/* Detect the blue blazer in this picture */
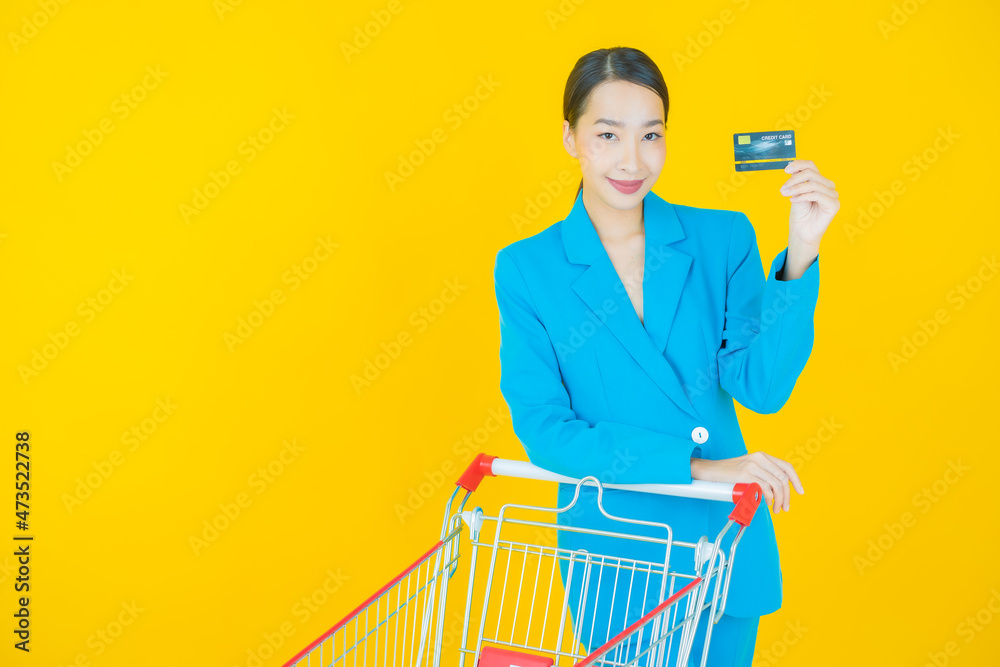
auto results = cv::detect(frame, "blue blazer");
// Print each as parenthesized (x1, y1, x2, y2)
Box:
(493, 188, 820, 620)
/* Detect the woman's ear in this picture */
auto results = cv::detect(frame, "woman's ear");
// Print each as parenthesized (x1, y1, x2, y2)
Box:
(562, 120, 578, 159)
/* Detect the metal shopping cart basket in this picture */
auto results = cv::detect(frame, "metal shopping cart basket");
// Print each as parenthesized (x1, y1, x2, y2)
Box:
(282, 454, 763, 667)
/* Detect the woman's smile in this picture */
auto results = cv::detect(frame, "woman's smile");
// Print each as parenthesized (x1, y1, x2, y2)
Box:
(607, 177, 644, 194)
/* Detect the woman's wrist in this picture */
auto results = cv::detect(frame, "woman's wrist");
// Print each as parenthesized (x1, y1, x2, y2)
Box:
(781, 238, 820, 281)
(690, 457, 705, 481)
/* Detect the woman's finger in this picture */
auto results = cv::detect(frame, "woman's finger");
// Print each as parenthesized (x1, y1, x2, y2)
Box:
(768, 455, 805, 497)
(784, 159, 818, 176)
(789, 191, 841, 210)
(748, 457, 787, 515)
(783, 180, 838, 199)
(762, 455, 803, 511)
(748, 467, 776, 508)
(781, 168, 835, 191)
(755, 471, 784, 515)
(756, 454, 794, 513)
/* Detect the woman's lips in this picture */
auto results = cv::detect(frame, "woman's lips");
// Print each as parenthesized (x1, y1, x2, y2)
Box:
(607, 177, 644, 194)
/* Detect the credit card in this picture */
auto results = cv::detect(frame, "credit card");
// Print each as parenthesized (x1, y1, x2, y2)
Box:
(733, 131, 795, 171)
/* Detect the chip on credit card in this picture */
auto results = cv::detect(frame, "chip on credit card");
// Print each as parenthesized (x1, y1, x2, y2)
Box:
(733, 131, 795, 171)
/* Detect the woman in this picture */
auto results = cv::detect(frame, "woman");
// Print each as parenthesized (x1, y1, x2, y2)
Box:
(492, 47, 839, 665)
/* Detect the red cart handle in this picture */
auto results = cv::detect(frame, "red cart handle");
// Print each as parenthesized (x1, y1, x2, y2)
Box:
(729, 482, 763, 527)
(456, 453, 497, 492)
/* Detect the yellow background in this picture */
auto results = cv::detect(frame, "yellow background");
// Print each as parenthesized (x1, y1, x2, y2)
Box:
(2, 0, 998, 665)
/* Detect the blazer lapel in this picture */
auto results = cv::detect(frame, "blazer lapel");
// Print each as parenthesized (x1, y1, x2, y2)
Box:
(562, 189, 700, 420)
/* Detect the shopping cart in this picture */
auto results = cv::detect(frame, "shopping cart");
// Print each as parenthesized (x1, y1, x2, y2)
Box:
(281, 453, 762, 667)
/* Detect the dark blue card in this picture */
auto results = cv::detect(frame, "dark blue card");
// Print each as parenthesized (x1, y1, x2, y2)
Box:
(733, 131, 796, 171)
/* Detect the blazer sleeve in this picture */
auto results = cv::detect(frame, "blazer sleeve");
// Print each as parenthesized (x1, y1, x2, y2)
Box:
(495, 248, 702, 485)
(717, 212, 820, 414)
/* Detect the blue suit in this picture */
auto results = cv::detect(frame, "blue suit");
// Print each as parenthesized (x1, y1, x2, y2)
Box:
(492, 188, 820, 632)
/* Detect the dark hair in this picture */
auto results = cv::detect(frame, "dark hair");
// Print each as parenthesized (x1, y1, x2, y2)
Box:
(563, 47, 670, 198)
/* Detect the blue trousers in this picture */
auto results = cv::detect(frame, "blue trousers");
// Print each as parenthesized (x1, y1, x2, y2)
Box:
(673, 611, 759, 667)
(556, 485, 762, 666)
(583, 610, 759, 667)
(556, 523, 760, 665)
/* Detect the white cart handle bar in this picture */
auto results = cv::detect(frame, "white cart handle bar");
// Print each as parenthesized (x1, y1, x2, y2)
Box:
(455, 454, 763, 527)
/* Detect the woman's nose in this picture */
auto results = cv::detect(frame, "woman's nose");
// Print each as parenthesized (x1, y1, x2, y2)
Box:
(617, 140, 640, 173)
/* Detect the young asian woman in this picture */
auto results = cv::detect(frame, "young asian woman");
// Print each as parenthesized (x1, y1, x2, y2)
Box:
(492, 47, 840, 666)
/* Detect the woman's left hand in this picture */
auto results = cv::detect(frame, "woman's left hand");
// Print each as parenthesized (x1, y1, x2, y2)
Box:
(780, 159, 840, 248)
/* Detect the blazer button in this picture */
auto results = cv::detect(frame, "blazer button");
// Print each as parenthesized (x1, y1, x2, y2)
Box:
(691, 427, 709, 444)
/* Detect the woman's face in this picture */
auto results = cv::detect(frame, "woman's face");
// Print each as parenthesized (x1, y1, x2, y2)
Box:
(563, 79, 666, 210)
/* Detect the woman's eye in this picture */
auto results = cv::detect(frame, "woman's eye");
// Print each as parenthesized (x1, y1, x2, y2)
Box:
(598, 132, 660, 140)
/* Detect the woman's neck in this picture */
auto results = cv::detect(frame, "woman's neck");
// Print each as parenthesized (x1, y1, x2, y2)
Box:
(582, 187, 645, 244)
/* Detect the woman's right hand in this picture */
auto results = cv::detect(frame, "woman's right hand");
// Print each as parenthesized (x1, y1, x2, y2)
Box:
(691, 452, 804, 515)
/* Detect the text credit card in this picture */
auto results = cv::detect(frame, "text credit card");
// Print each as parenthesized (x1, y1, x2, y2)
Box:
(733, 131, 796, 171)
